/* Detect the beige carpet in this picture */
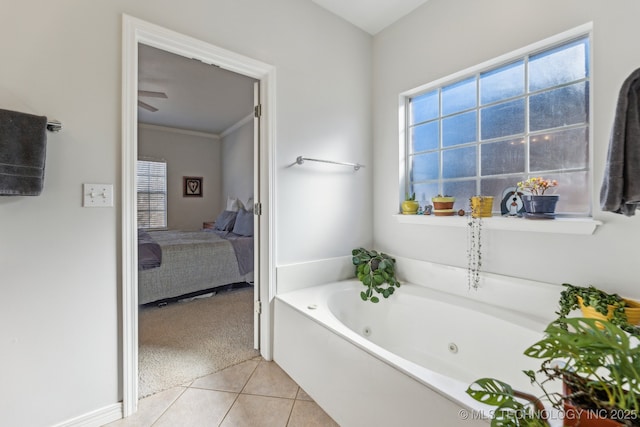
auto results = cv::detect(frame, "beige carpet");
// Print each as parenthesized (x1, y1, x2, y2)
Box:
(138, 287, 259, 398)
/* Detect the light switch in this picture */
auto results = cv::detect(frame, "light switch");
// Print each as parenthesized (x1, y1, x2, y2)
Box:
(83, 183, 113, 207)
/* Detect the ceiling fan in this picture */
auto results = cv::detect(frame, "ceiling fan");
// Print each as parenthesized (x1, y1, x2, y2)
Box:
(138, 90, 168, 112)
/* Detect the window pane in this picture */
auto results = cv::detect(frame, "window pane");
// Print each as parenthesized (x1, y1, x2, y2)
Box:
(530, 127, 588, 172)
(442, 77, 476, 115)
(442, 111, 476, 147)
(411, 121, 439, 153)
(480, 99, 525, 140)
(480, 60, 524, 104)
(411, 152, 439, 181)
(481, 139, 525, 176)
(529, 82, 588, 132)
(411, 90, 439, 124)
(529, 38, 588, 92)
(481, 176, 526, 214)
(411, 182, 439, 205)
(442, 180, 476, 208)
(443, 146, 476, 179)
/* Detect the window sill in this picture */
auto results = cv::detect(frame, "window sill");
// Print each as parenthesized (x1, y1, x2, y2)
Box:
(393, 214, 602, 235)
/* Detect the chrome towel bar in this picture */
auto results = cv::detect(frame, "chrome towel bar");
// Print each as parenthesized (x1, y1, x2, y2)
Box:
(295, 156, 364, 171)
(46, 120, 62, 132)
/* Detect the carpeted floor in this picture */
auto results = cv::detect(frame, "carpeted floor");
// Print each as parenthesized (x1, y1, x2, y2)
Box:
(138, 286, 259, 398)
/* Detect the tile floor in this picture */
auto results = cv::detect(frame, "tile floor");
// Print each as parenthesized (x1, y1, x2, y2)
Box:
(105, 358, 339, 427)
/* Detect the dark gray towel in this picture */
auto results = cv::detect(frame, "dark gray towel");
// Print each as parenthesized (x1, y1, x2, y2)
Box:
(0, 108, 48, 196)
(600, 68, 640, 215)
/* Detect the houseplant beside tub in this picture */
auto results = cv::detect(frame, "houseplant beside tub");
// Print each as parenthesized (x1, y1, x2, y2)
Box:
(466, 317, 640, 427)
(517, 177, 559, 219)
(557, 283, 640, 335)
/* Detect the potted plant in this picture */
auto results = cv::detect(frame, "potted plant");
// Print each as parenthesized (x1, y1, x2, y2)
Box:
(557, 283, 640, 335)
(470, 195, 494, 218)
(432, 194, 456, 216)
(401, 192, 420, 214)
(351, 248, 401, 303)
(467, 317, 640, 427)
(517, 177, 559, 219)
(466, 196, 493, 290)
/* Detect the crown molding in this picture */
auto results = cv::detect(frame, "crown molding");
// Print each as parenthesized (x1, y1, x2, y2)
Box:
(138, 122, 220, 140)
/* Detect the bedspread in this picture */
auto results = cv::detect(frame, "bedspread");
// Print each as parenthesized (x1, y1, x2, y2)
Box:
(138, 230, 253, 304)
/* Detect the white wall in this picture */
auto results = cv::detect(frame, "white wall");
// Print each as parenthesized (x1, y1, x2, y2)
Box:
(0, 1, 372, 425)
(221, 119, 253, 209)
(138, 125, 222, 229)
(372, 0, 640, 299)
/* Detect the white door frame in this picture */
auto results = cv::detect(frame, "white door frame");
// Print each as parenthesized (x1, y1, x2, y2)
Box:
(121, 14, 276, 416)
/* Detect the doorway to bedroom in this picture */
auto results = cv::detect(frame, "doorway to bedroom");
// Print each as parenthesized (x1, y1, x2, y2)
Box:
(122, 14, 275, 417)
(136, 43, 260, 399)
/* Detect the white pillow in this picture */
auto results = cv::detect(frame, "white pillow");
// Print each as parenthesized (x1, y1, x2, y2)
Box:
(226, 196, 242, 212)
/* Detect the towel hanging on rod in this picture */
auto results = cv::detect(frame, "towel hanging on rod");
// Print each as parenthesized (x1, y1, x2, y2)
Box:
(295, 156, 364, 171)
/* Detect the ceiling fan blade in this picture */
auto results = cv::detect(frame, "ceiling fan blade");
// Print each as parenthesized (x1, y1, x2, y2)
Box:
(138, 90, 168, 99)
(138, 100, 158, 112)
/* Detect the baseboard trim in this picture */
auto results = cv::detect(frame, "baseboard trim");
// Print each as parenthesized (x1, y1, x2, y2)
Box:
(52, 403, 122, 427)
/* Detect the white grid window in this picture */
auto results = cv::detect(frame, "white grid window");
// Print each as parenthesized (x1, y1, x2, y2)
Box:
(137, 160, 167, 229)
(405, 34, 590, 216)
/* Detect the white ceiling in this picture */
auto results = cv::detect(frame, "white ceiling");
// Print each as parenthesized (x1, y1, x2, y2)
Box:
(137, 1, 427, 134)
(311, 0, 429, 35)
(138, 44, 256, 136)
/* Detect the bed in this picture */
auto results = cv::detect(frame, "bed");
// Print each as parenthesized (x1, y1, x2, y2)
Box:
(137, 228, 254, 305)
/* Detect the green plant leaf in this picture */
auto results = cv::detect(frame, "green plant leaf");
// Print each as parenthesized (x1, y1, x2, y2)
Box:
(466, 378, 515, 406)
(360, 291, 367, 301)
(351, 247, 401, 304)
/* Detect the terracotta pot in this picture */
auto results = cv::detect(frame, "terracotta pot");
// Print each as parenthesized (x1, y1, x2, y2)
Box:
(562, 381, 624, 427)
(432, 197, 455, 216)
(562, 402, 623, 426)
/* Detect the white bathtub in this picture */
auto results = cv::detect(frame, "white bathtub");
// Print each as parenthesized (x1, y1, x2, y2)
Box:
(274, 277, 561, 426)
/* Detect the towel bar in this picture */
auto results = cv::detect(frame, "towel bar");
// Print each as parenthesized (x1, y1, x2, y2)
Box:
(295, 156, 364, 171)
(46, 120, 62, 132)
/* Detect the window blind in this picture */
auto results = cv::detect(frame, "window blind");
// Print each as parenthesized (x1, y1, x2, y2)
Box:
(137, 160, 167, 228)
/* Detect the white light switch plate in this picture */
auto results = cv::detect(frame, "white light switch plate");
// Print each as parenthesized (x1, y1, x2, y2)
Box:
(83, 183, 113, 207)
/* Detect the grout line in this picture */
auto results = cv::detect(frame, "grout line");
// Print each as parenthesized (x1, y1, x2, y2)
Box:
(285, 388, 300, 427)
(217, 359, 262, 426)
(149, 386, 190, 427)
(218, 392, 242, 426)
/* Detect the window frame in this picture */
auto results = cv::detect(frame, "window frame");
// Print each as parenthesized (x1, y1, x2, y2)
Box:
(399, 23, 594, 218)
(136, 158, 168, 229)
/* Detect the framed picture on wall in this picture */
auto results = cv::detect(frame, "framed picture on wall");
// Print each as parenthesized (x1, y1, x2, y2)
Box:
(183, 176, 203, 197)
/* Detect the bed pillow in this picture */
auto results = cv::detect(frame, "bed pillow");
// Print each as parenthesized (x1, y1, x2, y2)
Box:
(232, 208, 254, 236)
(213, 210, 238, 231)
(226, 196, 242, 212)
